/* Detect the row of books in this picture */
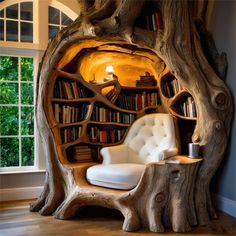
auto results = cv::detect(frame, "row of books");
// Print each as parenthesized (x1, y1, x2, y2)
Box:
(146, 11, 164, 31)
(105, 88, 117, 103)
(61, 126, 81, 143)
(164, 78, 183, 97)
(54, 104, 91, 124)
(73, 145, 93, 162)
(54, 79, 90, 99)
(180, 97, 197, 118)
(116, 92, 161, 111)
(89, 127, 125, 143)
(91, 106, 135, 124)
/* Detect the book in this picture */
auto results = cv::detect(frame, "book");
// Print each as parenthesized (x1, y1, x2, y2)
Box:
(136, 73, 157, 87)
(73, 146, 93, 162)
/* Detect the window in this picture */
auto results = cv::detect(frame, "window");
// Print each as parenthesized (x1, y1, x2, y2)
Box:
(0, 0, 78, 171)
(48, 6, 73, 39)
(0, 55, 34, 168)
(0, 2, 33, 42)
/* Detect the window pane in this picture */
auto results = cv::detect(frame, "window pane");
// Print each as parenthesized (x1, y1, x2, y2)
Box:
(6, 4, 18, 19)
(0, 106, 19, 135)
(0, 20, 4, 40)
(0, 56, 18, 81)
(6, 20, 18, 41)
(61, 12, 73, 25)
(0, 82, 18, 104)
(0, 137, 19, 167)
(21, 107, 34, 135)
(21, 58, 33, 81)
(0, 9, 4, 18)
(21, 83, 33, 105)
(20, 2, 33, 21)
(49, 6, 60, 24)
(48, 25, 59, 39)
(20, 22, 33, 42)
(21, 137, 34, 166)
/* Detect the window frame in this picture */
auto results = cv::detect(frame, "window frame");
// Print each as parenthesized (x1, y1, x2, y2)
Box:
(0, 0, 78, 173)
(0, 48, 44, 172)
(0, 1, 34, 42)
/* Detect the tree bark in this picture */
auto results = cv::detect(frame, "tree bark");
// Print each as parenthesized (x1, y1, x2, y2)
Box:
(31, 0, 233, 232)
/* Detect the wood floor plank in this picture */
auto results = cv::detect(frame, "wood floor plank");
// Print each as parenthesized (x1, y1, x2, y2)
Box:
(0, 200, 235, 236)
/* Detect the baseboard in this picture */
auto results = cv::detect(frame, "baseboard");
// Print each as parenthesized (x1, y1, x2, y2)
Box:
(0, 186, 43, 202)
(213, 193, 236, 218)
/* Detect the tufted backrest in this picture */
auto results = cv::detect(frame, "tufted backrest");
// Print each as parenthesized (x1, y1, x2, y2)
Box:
(124, 113, 177, 164)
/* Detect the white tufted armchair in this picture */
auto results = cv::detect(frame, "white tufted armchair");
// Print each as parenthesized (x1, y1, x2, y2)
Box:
(86, 113, 179, 190)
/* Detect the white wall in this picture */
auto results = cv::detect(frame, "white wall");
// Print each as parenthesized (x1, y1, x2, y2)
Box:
(57, 0, 81, 14)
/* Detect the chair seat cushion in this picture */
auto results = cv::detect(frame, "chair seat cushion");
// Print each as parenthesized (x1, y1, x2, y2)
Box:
(86, 164, 145, 190)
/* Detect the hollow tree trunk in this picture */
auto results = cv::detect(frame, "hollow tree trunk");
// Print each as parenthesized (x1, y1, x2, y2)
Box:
(31, 0, 233, 232)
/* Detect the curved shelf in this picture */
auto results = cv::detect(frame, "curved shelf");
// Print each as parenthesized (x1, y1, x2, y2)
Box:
(89, 121, 131, 127)
(169, 109, 197, 121)
(86, 140, 124, 146)
(160, 72, 184, 99)
(51, 98, 95, 103)
(169, 91, 197, 120)
(59, 121, 86, 128)
(60, 139, 87, 149)
(168, 89, 190, 105)
(121, 85, 159, 90)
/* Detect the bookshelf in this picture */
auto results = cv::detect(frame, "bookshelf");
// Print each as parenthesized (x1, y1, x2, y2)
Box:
(48, 68, 162, 164)
(135, 2, 164, 31)
(160, 72, 197, 153)
(47, 66, 198, 161)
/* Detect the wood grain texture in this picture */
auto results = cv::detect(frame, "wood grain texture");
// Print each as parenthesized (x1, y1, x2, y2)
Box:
(31, 0, 233, 233)
(2, 200, 236, 236)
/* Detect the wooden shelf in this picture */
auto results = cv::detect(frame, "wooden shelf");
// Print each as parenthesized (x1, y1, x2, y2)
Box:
(48, 69, 162, 163)
(51, 98, 94, 103)
(89, 121, 131, 127)
(157, 155, 202, 165)
(121, 85, 158, 90)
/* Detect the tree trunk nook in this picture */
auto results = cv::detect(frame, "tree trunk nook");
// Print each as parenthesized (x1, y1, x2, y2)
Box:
(30, 0, 233, 233)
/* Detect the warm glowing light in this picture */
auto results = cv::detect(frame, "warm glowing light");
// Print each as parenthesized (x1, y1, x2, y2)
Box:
(104, 65, 115, 82)
(105, 65, 115, 74)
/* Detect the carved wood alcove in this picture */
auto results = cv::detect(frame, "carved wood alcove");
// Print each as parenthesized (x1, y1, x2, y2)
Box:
(30, 0, 233, 233)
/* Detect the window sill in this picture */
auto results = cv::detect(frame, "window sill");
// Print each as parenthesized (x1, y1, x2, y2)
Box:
(0, 169, 46, 175)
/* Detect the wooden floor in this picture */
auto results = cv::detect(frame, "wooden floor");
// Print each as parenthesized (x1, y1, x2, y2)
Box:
(0, 200, 235, 236)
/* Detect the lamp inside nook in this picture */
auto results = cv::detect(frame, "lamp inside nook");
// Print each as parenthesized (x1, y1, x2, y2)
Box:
(104, 65, 115, 81)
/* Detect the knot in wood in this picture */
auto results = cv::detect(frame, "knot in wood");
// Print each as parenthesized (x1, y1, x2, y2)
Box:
(94, 26, 103, 36)
(215, 120, 223, 130)
(170, 169, 181, 182)
(155, 192, 165, 203)
(215, 92, 227, 106)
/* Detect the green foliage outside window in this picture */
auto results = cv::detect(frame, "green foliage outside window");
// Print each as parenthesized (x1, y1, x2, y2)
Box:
(0, 56, 35, 168)
(0, 56, 18, 81)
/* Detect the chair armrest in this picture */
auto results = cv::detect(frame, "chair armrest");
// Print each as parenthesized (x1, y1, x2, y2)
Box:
(100, 144, 129, 164)
(158, 147, 178, 161)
